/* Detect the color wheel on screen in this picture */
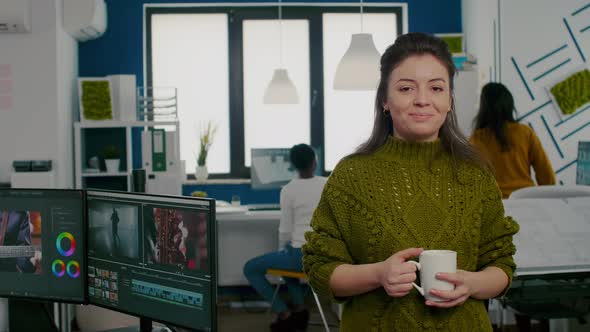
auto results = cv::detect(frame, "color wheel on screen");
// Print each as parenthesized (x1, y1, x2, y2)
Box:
(67, 261, 80, 278)
(56, 232, 75, 257)
(52, 260, 65, 277)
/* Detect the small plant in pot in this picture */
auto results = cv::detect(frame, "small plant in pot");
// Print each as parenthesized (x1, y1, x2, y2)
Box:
(102, 145, 121, 173)
(195, 121, 216, 181)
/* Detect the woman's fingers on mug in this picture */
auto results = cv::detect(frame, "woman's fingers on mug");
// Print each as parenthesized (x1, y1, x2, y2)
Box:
(392, 247, 424, 263)
(402, 261, 418, 273)
(401, 270, 418, 283)
(429, 286, 470, 303)
(425, 294, 469, 308)
(385, 283, 413, 297)
(435, 271, 463, 285)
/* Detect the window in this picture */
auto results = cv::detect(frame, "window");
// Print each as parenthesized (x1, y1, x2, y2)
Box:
(146, 5, 404, 178)
(150, 13, 230, 174)
(323, 13, 398, 170)
(242, 19, 310, 166)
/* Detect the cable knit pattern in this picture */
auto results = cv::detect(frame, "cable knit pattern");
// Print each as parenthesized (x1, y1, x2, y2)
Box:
(303, 136, 519, 332)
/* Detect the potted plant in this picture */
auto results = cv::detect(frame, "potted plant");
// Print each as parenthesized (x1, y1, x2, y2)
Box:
(102, 144, 121, 173)
(196, 121, 216, 182)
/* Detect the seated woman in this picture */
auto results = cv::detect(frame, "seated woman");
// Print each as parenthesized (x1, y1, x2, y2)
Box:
(470, 82, 556, 198)
(243, 144, 327, 332)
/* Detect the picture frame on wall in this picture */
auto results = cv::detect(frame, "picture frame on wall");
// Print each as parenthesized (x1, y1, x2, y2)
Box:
(78, 77, 114, 121)
(434, 33, 464, 55)
(545, 65, 590, 120)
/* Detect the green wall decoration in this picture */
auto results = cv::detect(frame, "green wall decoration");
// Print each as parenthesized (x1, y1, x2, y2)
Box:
(550, 68, 590, 116)
(79, 79, 113, 120)
(434, 33, 464, 54)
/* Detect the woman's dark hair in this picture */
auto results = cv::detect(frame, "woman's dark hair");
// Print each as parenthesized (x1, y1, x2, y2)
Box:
(473, 82, 516, 151)
(353, 32, 489, 172)
(290, 144, 316, 172)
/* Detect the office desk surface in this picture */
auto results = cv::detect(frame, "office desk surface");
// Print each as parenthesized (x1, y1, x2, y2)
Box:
(217, 209, 281, 286)
(503, 198, 590, 277)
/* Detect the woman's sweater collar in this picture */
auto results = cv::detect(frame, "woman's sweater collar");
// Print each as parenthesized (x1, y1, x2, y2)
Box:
(377, 136, 442, 163)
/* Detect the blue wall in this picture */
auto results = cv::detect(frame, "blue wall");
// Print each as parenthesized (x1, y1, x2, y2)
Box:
(183, 183, 281, 204)
(79, 0, 462, 83)
(78, 0, 461, 202)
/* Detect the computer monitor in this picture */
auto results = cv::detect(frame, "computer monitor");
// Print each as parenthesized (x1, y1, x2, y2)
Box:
(576, 141, 590, 185)
(250, 146, 323, 190)
(0, 189, 87, 303)
(86, 190, 216, 332)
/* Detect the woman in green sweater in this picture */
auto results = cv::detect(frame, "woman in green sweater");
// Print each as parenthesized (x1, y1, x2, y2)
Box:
(303, 32, 519, 332)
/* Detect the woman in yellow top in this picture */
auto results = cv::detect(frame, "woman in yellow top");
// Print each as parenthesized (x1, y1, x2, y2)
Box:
(470, 82, 556, 198)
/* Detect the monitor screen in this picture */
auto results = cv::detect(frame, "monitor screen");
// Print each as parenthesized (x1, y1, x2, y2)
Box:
(577, 141, 590, 185)
(250, 147, 323, 190)
(86, 190, 216, 331)
(0, 189, 87, 303)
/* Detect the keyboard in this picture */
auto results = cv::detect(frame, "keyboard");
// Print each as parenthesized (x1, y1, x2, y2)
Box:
(247, 204, 281, 211)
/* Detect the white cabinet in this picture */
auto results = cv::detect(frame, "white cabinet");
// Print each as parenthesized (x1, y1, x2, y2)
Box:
(73, 120, 179, 191)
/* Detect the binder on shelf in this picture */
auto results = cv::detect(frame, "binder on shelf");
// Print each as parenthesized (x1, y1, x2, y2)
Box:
(151, 129, 166, 172)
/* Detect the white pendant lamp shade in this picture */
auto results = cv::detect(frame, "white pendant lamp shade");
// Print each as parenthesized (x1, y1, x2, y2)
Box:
(333, 33, 381, 90)
(263, 68, 299, 104)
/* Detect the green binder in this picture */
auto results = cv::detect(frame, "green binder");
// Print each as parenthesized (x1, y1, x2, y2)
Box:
(151, 128, 166, 172)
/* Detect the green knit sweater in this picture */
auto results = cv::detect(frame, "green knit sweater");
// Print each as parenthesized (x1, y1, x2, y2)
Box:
(303, 137, 519, 332)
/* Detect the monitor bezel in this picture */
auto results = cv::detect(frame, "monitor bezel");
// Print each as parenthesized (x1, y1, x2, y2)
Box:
(0, 188, 89, 304)
(85, 189, 217, 332)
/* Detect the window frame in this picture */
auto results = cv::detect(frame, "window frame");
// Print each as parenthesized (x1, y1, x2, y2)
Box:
(145, 4, 404, 179)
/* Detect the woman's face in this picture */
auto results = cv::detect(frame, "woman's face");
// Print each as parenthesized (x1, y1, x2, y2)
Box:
(383, 54, 452, 142)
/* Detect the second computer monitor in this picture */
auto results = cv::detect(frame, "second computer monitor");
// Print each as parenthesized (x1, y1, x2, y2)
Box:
(250, 147, 322, 190)
(577, 141, 590, 185)
(86, 190, 216, 331)
(0, 189, 87, 303)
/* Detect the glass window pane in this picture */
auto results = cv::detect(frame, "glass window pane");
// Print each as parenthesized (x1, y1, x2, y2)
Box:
(323, 13, 397, 170)
(243, 19, 310, 166)
(151, 14, 230, 174)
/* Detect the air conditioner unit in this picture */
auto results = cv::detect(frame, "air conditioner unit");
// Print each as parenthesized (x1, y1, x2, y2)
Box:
(0, 0, 32, 33)
(63, 0, 107, 42)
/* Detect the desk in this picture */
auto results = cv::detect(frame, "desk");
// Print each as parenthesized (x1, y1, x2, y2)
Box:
(503, 198, 590, 276)
(216, 207, 281, 286)
(501, 198, 590, 325)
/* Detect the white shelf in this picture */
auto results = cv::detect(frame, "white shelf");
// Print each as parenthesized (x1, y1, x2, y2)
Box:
(81, 171, 129, 177)
(74, 119, 180, 191)
(74, 120, 178, 129)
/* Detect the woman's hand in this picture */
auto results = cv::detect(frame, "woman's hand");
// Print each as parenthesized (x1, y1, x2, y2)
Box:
(378, 247, 423, 297)
(425, 270, 474, 307)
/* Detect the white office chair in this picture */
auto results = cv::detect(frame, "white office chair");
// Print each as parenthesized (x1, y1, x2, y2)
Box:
(508, 185, 590, 199)
(503, 184, 590, 331)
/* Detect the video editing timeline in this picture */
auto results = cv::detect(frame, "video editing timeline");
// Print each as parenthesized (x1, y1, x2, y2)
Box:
(0, 189, 86, 303)
(86, 190, 216, 332)
(131, 279, 203, 307)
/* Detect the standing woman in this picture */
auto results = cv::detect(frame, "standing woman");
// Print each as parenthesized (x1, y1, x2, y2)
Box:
(470, 82, 556, 198)
(303, 32, 519, 331)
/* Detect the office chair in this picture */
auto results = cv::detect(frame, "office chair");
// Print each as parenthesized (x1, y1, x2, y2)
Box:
(509, 185, 590, 199)
(266, 269, 332, 332)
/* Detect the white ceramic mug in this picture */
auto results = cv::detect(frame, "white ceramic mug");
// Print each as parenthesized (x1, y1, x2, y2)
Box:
(408, 250, 456, 302)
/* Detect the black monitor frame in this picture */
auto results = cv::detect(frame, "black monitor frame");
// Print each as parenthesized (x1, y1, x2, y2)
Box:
(85, 190, 217, 332)
(0, 188, 88, 304)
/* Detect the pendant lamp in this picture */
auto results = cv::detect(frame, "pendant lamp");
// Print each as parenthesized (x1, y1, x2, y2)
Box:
(333, 0, 381, 90)
(263, 0, 299, 104)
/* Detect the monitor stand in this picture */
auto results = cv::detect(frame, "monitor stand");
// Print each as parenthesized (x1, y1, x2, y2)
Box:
(139, 318, 152, 332)
(97, 318, 172, 332)
(0, 298, 8, 332)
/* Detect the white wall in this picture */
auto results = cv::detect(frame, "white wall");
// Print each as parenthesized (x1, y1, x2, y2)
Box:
(464, 0, 590, 185)
(0, 0, 77, 187)
(462, 0, 498, 85)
